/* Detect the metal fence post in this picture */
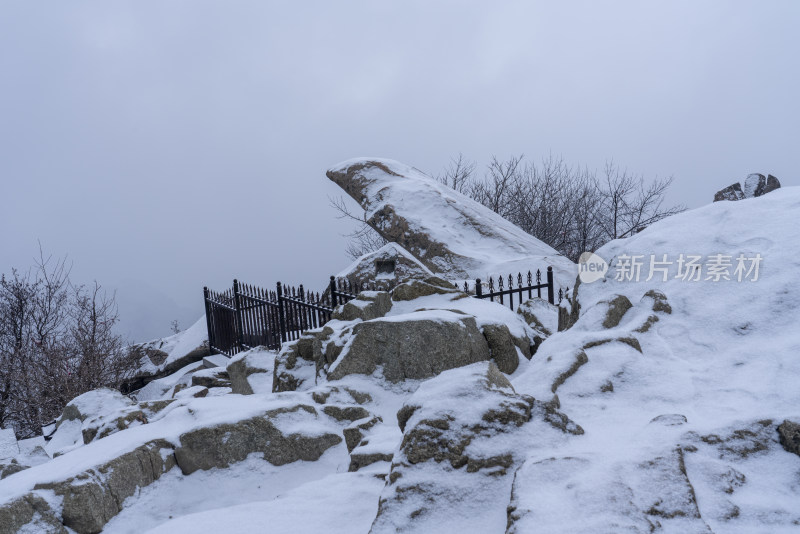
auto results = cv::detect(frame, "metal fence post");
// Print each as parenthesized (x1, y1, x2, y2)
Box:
(233, 279, 245, 352)
(475, 278, 482, 298)
(330, 276, 338, 308)
(203, 287, 215, 354)
(546, 266, 555, 305)
(277, 281, 288, 343)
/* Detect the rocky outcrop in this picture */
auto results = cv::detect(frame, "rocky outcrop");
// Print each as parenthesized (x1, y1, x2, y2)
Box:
(1, 399, 345, 533)
(371, 363, 579, 533)
(327, 158, 574, 280)
(227, 348, 273, 395)
(0, 493, 67, 533)
(335, 242, 435, 289)
(713, 173, 781, 202)
(80, 399, 176, 445)
(778, 420, 800, 457)
(332, 291, 392, 322)
(327, 310, 490, 382)
(174, 404, 342, 475)
(33, 439, 176, 534)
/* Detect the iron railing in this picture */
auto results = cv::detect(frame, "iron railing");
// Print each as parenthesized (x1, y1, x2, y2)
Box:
(461, 266, 555, 310)
(204, 267, 556, 357)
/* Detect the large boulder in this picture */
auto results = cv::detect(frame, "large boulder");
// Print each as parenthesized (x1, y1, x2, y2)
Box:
(326, 158, 574, 281)
(326, 310, 491, 382)
(713, 173, 781, 202)
(47, 389, 137, 457)
(173, 404, 342, 475)
(32, 439, 176, 534)
(370, 363, 579, 533)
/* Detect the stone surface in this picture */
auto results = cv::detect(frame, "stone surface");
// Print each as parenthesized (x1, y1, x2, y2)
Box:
(0, 459, 29, 479)
(191, 367, 230, 389)
(174, 405, 342, 475)
(322, 405, 372, 422)
(601, 294, 633, 329)
(0, 493, 66, 534)
(777, 420, 800, 457)
(390, 276, 461, 301)
(714, 173, 781, 202)
(343, 415, 383, 453)
(332, 291, 392, 322)
(370, 363, 538, 533)
(272, 327, 337, 392)
(480, 323, 521, 374)
(517, 297, 556, 336)
(33, 439, 176, 534)
(326, 311, 491, 382)
(327, 158, 574, 280)
(227, 349, 273, 395)
(349, 450, 394, 472)
(335, 242, 435, 289)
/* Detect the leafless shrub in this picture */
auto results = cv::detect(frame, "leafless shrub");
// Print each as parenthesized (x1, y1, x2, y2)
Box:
(0, 249, 137, 438)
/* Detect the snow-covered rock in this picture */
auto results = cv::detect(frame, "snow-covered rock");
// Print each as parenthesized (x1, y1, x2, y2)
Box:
(508, 186, 800, 532)
(226, 347, 274, 395)
(329, 310, 491, 382)
(336, 242, 434, 288)
(713, 172, 781, 202)
(126, 316, 210, 392)
(327, 158, 575, 283)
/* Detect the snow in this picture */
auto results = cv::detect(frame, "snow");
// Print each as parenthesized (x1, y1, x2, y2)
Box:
(336, 242, 434, 280)
(134, 316, 209, 376)
(4, 186, 800, 532)
(0, 429, 18, 460)
(328, 158, 576, 286)
(138, 470, 383, 534)
(507, 187, 800, 532)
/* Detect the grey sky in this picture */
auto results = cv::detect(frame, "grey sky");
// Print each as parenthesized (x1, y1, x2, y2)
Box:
(1, 1, 797, 341)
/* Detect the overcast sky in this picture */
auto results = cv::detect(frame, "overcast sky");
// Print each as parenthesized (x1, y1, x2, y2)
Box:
(1, 1, 797, 341)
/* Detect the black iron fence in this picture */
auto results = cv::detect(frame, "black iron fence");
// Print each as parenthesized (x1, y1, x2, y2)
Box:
(461, 266, 555, 310)
(204, 267, 556, 357)
(204, 277, 392, 356)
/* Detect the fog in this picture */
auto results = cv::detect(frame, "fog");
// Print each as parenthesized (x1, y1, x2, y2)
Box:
(1, 1, 797, 341)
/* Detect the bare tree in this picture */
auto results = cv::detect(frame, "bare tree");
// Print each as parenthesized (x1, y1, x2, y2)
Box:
(595, 162, 685, 240)
(0, 253, 137, 438)
(436, 153, 477, 194)
(328, 195, 388, 260)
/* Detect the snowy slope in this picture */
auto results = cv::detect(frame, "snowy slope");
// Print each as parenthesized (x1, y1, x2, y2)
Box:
(2, 188, 799, 534)
(511, 187, 800, 532)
